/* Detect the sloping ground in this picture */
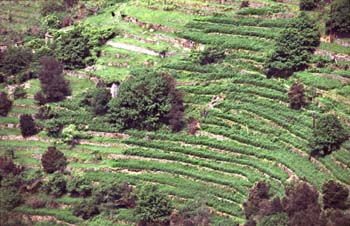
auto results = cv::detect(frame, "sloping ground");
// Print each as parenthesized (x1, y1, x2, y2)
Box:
(1, 0, 350, 225)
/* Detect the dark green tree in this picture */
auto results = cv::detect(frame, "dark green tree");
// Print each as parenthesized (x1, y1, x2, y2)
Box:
(19, 114, 38, 137)
(108, 70, 184, 131)
(326, 0, 350, 35)
(135, 185, 172, 226)
(0, 91, 12, 116)
(288, 82, 307, 110)
(36, 56, 71, 103)
(265, 12, 320, 78)
(309, 114, 349, 157)
(41, 146, 67, 174)
(67, 176, 93, 198)
(44, 172, 67, 197)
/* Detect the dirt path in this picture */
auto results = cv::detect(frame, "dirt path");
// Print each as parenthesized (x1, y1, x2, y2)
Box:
(107, 41, 160, 56)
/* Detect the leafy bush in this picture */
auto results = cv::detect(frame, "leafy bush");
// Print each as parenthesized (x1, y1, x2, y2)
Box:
(73, 199, 100, 220)
(198, 46, 225, 65)
(108, 70, 184, 132)
(44, 172, 67, 197)
(322, 180, 349, 209)
(81, 87, 111, 115)
(41, 147, 67, 174)
(135, 184, 172, 226)
(309, 114, 349, 157)
(265, 12, 320, 78)
(0, 46, 33, 79)
(326, 0, 350, 34)
(53, 25, 115, 69)
(19, 114, 38, 137)
(67, 176, 92, 197)
(0, 91, 12, 116)
(36, 57, 71, 104)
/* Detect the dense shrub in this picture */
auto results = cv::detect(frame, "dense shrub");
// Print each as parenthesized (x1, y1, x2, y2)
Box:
(0, 178, 23, 225)
(108, 70, 184, 131)
(92, 180, 135, 210)
(240, 1, 250, 8)
(44, 172, 67, 197)
(326, 0, 350, 35)
(135, 184, 172, 226)
(300, 0, 319, 11)
(265, 12, 320, 78)
(67, 176, 92, 197)
(288, 82, 306, 110)
(197, 46, 225, 65)
(0, 156, 23, 177)
(0, 91, 12, 116)
(0, 46, 33, 77)
(54, 25, 115, 69)
(322, 180, 349, 209)
(41, 147, 67, 174)
(81, 87, 111, 115)
(36, 57, 71, 104)
(19, 114, 38, 137)
(309, 114, 349, 157)
(73, 200, 100, 220)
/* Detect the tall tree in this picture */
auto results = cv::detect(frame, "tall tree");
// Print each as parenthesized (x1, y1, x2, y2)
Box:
(41, 146, 67, 174)
(19, 114, 38, 137)
(36, 57, 70, 104)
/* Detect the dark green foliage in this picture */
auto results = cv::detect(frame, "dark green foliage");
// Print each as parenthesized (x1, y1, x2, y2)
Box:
(322, 180, 349, 209)
(108, 70, 184, 131)
(54, 26, 92, 69)
(323, 209, 350, 226)
(53, 25, 115, 69)
(240, 1, 250, 8)
(300, 0, 319, 11)
(82, 87, 111, 115)
(0, 46, 33, 76)
(288, 82, 306, 110)
(44, 172, 67, 197)
(135, 184, 172, 226)
(170, 198, 212, 226)
(326, 0, 350, 34)
(41, 147, 67, 174)
(19, 114, 38, 137)
(67, 176, 93, 198)
(0, 91, 12, 116)
(36, 57, 71, 104)
(0, 156, 22, 178)
(73, 199, 100, 220)
(92, 181, 135, 210)
(40, 0, 65, 16)
(0, 178, 23, 225)
(265, 13, 320, 78)
(309, 114, 349, 157)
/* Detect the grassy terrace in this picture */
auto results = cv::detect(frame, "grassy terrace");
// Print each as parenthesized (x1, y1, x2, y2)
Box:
(1, 0, 350, 225)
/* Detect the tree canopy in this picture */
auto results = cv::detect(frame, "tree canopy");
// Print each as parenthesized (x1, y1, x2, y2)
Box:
(326, 0, 350, 35)
(108, 69, 184, 131)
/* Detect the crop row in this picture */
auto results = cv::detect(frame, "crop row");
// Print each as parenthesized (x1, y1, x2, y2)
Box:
(186, 22, 280, 39)
(202, 16, 291, 28)
(179, 31, 271, 51)
(123, 138, 288, 182)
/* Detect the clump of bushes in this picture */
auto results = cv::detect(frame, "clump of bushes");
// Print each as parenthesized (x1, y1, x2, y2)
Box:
(300, 0, 319, 11)
(326, 0, 350, 35)
(81, 87, 111, 115)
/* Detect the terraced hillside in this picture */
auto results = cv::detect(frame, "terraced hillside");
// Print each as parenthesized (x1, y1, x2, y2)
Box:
(1, 0, 350, 225)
